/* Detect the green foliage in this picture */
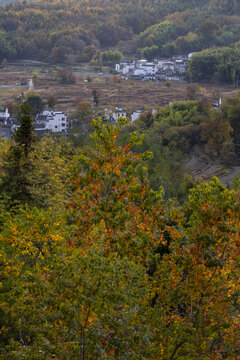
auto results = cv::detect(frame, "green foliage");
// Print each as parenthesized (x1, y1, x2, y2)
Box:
(129, 100, 213, 200)
(148, 177, 240, 359)
(101, 50, 123, 65)
(137, 20, 178, 48)
(0, 0, 239, 63)
(0, 102, 37, 208)
(0, 30, 16, 59)
(189, 44, 240, 82)
(142, 45, 159, 61)
(1, 116, 240, 359)
(220, 95, 240, 145)
(27, 135, 76, 211)
(26, 93, 44, 117)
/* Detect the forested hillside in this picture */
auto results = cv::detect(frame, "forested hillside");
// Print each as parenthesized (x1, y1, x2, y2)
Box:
(118, 95, 240, 200)
(1, 108, 240, 359)
(0, 0, 240, 64)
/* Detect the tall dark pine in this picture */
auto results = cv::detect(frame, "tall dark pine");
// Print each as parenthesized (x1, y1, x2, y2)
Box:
(92, 89, 99, 106)
(0, 102, 37, 208)
(14, 102, 36, 155)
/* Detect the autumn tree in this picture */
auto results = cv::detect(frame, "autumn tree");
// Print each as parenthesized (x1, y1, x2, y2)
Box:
(0, 207, 66, 359)
(56, 69, 76, 84)
(76, 101, 93, 125)
(26, 135, 76, 211)
(0, 118, 168, 359)
(1, 114, 240, 359)
(0, 205, 149, 359)
(69, 117, 166, 262)
(147, 178, 240, 359)
(201, 118, 234, 161)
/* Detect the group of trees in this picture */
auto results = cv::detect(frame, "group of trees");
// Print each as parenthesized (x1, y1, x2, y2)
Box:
(56, 69, 76, 84)
(0, 107, 240, 358)
(188, 44, 240, 83)
(0, 0, 161, 62)
(1, 0, 240, 65)
(119, 96, 240, 200)
(137, 5, 240, 60)
(101, 51, 123, 65)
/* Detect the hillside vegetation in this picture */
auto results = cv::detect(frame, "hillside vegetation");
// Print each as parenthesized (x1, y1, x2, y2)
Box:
(0, 0, 240, 68)
(1, 110, 240, 359)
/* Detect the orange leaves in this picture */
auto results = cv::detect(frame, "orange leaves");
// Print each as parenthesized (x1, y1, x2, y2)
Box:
(68, 118, 169, 264)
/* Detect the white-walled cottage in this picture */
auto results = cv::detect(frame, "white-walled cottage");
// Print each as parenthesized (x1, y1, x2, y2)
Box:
(36, 110, 67, 133)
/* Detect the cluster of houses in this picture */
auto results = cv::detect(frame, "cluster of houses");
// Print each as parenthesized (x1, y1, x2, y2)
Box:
(115, 54, 195, 82)
(0, 107, 68, 139)
(0, 105, 145, 139)
(0, 108, 18, 139)
(103, 107, 143, 123)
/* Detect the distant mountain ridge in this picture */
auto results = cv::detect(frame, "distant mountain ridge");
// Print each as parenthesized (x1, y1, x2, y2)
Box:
(0, 0, 240, 64)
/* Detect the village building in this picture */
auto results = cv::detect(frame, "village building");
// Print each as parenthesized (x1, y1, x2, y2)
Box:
(131, 110, 142, 122)
(104, 107, 127, 122)
(0, 117, 20, 139)
(0, 108, 10, 125)
(35, 110, 67, 133)
(0, 108, 67, 138)
(115, 54, 190, 81)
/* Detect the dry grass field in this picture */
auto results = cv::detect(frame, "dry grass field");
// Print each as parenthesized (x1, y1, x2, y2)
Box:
(0, 64, 239, 118)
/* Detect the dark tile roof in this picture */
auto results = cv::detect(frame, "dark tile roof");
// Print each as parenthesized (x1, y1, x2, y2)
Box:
(0, 128, 11, 139)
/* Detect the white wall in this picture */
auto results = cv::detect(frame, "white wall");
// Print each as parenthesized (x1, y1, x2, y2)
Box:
(0, 108, 10, 122)
(131, 111, 142, 122)
(45, 112, 67, 132)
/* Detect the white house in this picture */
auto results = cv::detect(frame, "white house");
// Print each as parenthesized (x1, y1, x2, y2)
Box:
(36, 110, 67, 133)
(142, 63, 157, 75)
(116, 62, 135, 75)
(104, 107, 127, 122)
(133, 68, 146, 77)
(41, 109, 52, 117)
(135, 60, 157, 75)
(162, 61, 175, 72)
(174, 59, 188, 74)
(136, 59, 148, 68)
(0, 108, 10, 124)
(45, 111, 67, 132)
(131, 110, 142, 122)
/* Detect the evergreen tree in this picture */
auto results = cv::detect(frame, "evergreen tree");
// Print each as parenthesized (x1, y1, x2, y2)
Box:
(0, 102, 37, 208)
(14, 102, 36, 155)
